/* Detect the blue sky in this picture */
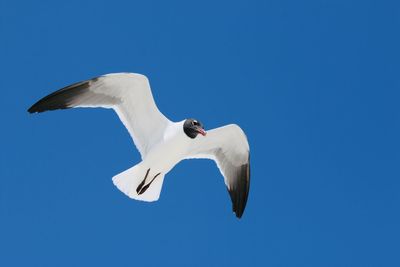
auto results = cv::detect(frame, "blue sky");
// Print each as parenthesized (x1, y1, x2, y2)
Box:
(1, 0, 399, 266)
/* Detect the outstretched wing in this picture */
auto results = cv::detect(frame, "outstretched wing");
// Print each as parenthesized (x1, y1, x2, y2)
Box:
(186, 124, 250, 218)
(28, 73, 171, 158)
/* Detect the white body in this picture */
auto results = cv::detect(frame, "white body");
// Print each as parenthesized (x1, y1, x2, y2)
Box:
(146, 120, 192, 173)
(113, 120, 200, 201)
(29, 73, 250, 217)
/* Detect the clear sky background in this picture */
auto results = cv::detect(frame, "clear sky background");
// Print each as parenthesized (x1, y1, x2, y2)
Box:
(1, 0, 399, 266)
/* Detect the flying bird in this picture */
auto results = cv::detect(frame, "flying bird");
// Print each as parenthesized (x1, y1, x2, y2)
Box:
(28, 73, 250, 218)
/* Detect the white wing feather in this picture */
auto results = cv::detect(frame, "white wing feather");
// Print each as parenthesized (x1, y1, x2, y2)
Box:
(28, 73, 171, 158)
(186, 124, 250, 218)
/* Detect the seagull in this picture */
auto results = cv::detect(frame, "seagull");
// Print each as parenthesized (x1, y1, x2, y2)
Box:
(28, 73, 250, 218)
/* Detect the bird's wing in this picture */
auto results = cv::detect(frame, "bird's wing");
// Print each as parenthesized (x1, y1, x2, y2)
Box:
(28, 73, 171, 158)
(186, 124, 250, 218)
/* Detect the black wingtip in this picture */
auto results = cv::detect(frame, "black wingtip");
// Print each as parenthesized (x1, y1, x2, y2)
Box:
(235, 211, 243, 219)
(27, 99, 59, 114)
(27, 79, 94, 114)
(27, 97, 62, 114)
(229, 159, 250, 219)
(27, 103, 41, 113)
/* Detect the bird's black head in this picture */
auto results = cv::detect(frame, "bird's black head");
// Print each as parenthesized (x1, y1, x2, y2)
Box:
(183, 119, 206, 139)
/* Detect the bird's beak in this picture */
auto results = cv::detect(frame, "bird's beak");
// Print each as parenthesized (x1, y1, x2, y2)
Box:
(196, 128, 207, 136)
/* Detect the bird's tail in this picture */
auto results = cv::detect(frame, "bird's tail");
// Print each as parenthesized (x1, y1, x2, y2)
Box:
(112, 164, 165, 202)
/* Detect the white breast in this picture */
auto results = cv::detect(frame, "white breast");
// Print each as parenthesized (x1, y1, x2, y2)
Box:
(142, 120, 190, 173)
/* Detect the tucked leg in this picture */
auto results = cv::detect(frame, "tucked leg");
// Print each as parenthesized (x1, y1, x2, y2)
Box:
(136, 168, 150, 194)
(138, 173, 162, 195)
